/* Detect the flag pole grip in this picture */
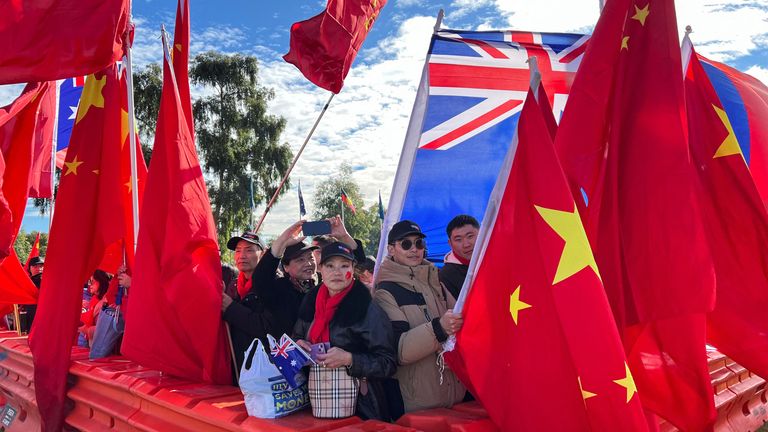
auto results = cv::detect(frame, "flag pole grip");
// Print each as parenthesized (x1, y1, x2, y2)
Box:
(254, 92, 335, 233)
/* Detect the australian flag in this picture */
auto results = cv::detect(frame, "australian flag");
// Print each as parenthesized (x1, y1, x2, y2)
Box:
(268, 334, 313, 389)
(378, 30, 587, 263)
(55, 75, 86, 168)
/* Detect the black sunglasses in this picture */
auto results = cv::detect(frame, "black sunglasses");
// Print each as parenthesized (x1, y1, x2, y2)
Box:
(395, 238, 426, 251)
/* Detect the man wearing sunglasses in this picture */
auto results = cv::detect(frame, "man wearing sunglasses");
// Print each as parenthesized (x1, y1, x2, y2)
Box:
(374, 220, 467, 419)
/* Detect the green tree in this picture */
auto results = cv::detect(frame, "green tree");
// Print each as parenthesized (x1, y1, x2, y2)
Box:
(132, 63, 162, 166)
(13, 229, 49, 263)
(191, 51, 293, 251)
(313, 164, 382, 256)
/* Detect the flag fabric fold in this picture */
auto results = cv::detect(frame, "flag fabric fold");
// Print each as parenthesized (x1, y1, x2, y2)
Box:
(121, 34, 232, 385)
(554, 0, 717, 429)
(28, 86, 56, 198)
(447, 85, 647, 431)
(283, 0, 387, 93)
(29, 65, 129, 431)
(684, 39, 768, 382)
(0, 0, 130, 85)
(172, 0, 194, 138)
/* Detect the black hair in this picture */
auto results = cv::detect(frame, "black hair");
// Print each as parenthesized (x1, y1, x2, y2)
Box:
(221, 263, 239, 288)
(92, 269, 112, 300)
(356, 256, 376, 273)
(312, 235, 337, 248)
(446, 214, 480, 238)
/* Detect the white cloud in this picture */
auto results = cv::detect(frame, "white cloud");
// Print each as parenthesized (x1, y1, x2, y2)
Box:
(745, 65, 768, 87)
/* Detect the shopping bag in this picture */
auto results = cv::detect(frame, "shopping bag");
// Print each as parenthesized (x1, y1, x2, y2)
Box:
(239, 338, 309, 418)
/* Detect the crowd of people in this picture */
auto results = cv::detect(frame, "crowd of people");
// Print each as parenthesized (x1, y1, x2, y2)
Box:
(14, 213, 481, 423)
(222, 214, 480, 421)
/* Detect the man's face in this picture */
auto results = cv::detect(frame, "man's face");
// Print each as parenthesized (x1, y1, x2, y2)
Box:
(448, 224, 479, 261)
(283, 250, 316, 281)
(387, 234, 425, 267)
(30, 263, 43, 276)
(311, 241, 322, 265)
(234, 240, 263, 275)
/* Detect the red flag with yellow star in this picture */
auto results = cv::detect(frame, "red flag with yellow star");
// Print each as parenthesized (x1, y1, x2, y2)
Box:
(121, 34, 232, 385)
(446, 85, 648, 431)
(29, 65, 129, 431)
(684, 39, 768, 381)
(554, 0, 716, 429)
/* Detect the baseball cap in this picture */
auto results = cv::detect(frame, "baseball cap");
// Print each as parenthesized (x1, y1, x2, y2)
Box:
(320, 242, 356, 264)
(387, 220, 426, 244)
(226, 231, 265, 251)
(282, 241, 319, 264)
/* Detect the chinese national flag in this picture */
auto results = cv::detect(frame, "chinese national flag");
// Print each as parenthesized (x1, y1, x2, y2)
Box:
(446, 87, 647, 431)
(0, 0, 129, 85)
(28, 86, 56, 198)
(554, 0, 716, 429)
(121, 39, 232, 385)
(173, 0, 194, 138)
(29, 65, 129, 431)
(684, 41, 768, 381)
(283, 0, 387, 93)
(25, 233, 41, 269)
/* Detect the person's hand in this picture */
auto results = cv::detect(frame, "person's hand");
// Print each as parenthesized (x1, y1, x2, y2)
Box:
(439, 310, 463, 336)
(295, 339, 312, 352)
(221, 292, 233, 312)
(117, 271, 132, 288)
(271, 220, 306, 258)
(317, 347, 353, 368)
(329, 215, 356, 249)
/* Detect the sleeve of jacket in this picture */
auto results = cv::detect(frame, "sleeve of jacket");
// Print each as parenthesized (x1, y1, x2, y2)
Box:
(348, 302, 397, 379)
(373, 289, 440, 366)
(222, 298, 275, 340)
(353, 238, 367, 263)
(292, 295, 312, 341)
(251, 250, 281, 303)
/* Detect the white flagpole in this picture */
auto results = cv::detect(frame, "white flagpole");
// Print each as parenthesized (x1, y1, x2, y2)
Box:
(125, 37, 141, 254)
(340, 194, 345, 224)
(49, 81, 61, 230)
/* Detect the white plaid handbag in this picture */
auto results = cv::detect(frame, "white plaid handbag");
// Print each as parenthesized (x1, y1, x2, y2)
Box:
(308, 364, 359, 418)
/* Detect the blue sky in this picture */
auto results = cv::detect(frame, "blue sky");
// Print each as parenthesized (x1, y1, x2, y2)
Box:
(14, 0, 768, 237)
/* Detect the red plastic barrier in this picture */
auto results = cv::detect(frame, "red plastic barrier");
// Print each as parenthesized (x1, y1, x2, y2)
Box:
(331, 420, 419, 431)
(241, 411, 362, 432)
(396, 408, 493, 432)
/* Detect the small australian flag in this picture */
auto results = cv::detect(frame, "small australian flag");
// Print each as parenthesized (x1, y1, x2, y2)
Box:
(267, 334, 313, 389)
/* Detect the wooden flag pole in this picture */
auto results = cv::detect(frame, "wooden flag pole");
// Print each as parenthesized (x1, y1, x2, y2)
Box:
(13, 305, 22, 336)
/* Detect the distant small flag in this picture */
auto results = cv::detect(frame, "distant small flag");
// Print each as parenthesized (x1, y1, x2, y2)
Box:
(25, 233, 41, 270)
(268, 334, 313, 389)
(341, 188, 357, 215)
(378, 190, 385, 221)
(298, 180, 307, 218)
(249, 175, 256, 226)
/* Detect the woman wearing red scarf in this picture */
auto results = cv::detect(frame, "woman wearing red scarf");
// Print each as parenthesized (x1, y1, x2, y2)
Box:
(294, 242, 396, 421)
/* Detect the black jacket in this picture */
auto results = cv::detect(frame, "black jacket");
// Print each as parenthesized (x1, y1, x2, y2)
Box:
(438, 262, 467, 300)
(294, 280, 397, 421)
(222, 281, 278, 371)
(251, 250, 311, 338)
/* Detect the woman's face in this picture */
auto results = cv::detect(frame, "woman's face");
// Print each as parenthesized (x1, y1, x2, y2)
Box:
(320, 257, 354, 293)
(88, 277, 99, 295)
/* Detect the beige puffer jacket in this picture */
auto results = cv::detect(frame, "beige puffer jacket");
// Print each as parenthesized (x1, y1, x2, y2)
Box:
(373, 257, 466, 413)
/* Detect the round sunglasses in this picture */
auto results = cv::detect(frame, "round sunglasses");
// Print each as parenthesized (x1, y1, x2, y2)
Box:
(395, 238, 426, 251)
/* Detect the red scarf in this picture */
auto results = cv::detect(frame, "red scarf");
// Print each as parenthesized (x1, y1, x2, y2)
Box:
(237, 273, 252, 299)
(455, 253, 470, 266)
(308, 281, 354, 344)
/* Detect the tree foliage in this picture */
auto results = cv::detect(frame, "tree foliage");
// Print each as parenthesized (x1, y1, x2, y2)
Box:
(132, 63, 162, 166)
(313, 164, 383, 256)
(13, 229, 49, 262)
(190, 51, 293, 251)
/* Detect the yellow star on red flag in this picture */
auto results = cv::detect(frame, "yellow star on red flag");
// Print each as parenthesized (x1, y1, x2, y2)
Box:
(631, 4, 650, 26)
(509, 285, 531, 325)
(63, 156, 84, 176)
(613, 362, 638, 403)
(578, 376, 597, 402)
(535, 203, 601, 284)
(75, 75, 106, 124)
(621, 36, 630, 51)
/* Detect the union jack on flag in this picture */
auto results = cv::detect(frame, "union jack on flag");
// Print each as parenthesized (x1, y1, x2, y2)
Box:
(267, 334, 313, 389)
(380, 30, 588, 263)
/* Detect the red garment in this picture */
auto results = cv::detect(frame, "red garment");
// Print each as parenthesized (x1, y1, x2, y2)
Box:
(283, 0, 387, 93)
(554, 0, 716, 429)
(446, 90, 647, 431)
(309, 281, 354, 344)
(29, 65, 129, 432)
(453, 252, 470, 266)
(0, 0, 129, 85)
(81, 296, 102, 328)
(236, 272, 252, 299)
(121, 38, 232, 386)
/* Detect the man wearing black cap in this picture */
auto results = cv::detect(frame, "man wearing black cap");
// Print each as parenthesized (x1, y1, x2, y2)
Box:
(20, 256, 44, 333)
(220, 231, 276, 370)
(374, 220, 466, 418)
